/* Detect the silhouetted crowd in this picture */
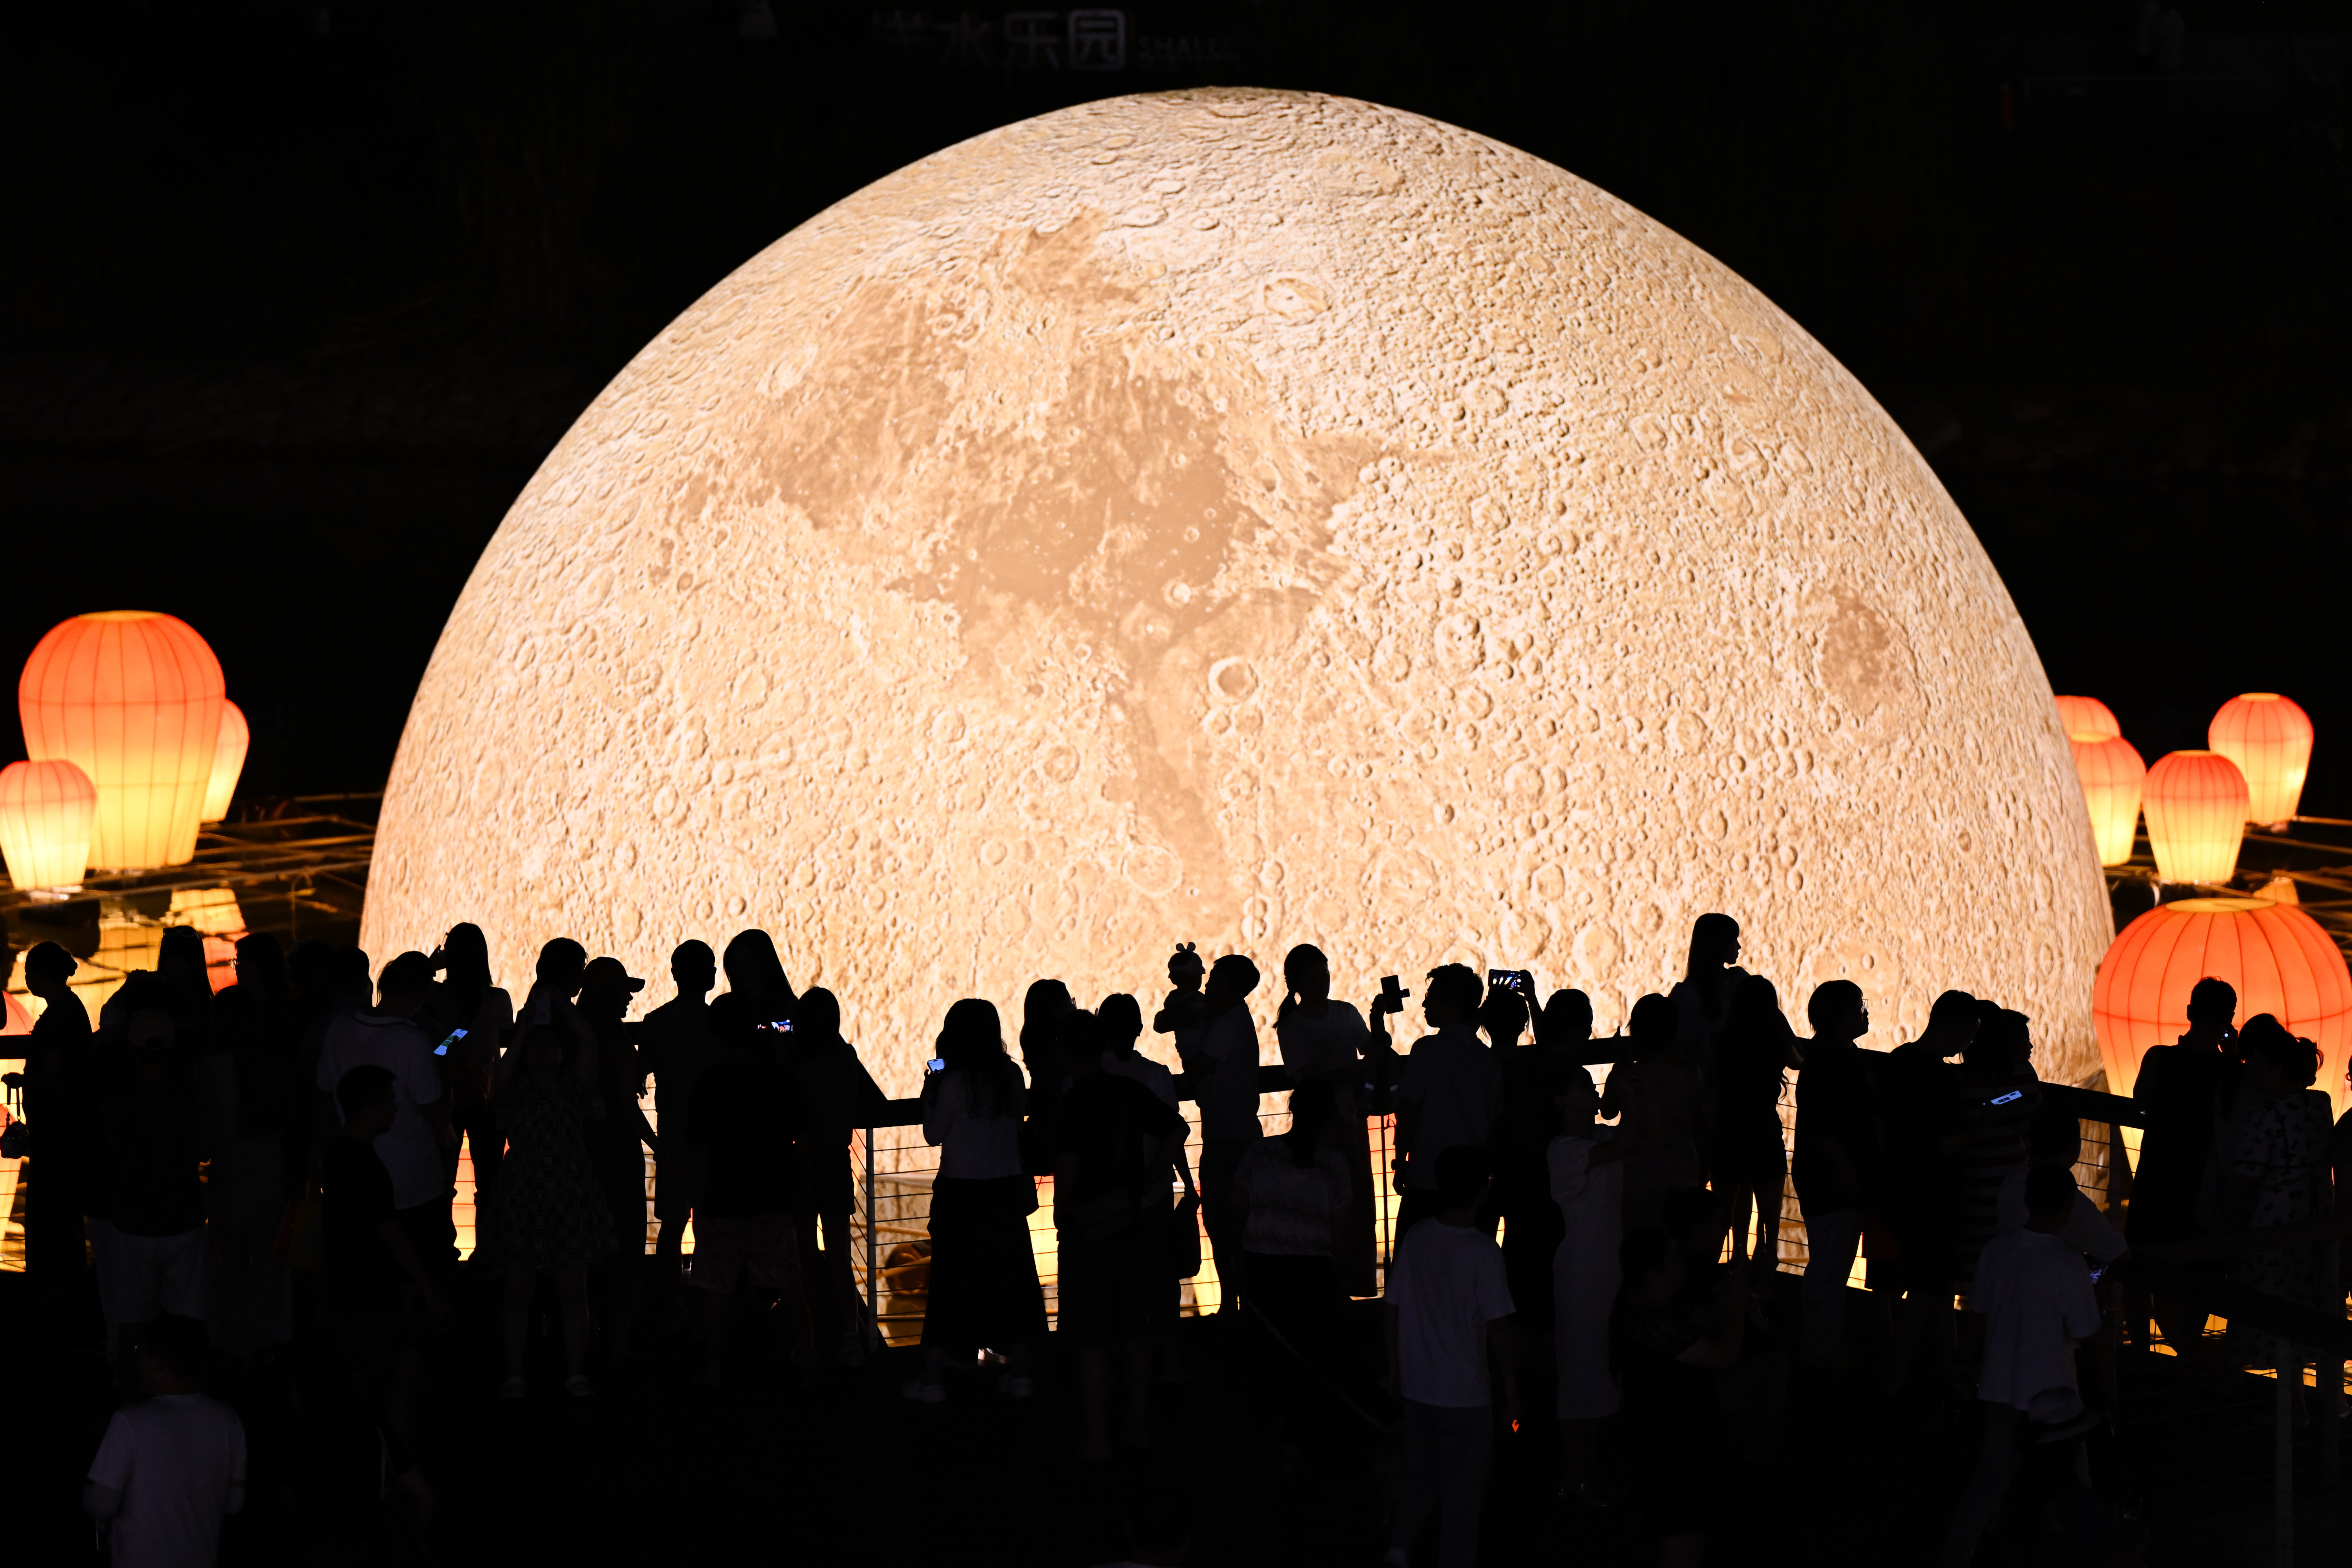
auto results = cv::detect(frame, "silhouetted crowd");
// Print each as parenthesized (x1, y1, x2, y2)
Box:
(4, 908, 2347, 1567)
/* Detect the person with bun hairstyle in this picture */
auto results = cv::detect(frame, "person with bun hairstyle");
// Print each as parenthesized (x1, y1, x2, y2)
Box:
(2226, 1014, 2334, 1398)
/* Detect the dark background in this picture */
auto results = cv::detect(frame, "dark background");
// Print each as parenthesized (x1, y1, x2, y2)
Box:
(3, 0, 2346, 807)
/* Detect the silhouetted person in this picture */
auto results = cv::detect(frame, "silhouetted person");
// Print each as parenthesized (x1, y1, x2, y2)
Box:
(1018, 976, 1076, 1175)
(1393, 963, 1501, 1241)
(20, 940, 95, 1326)
(93, 1006, 206, 1356)
(2131, 976, 2235, 1355)
(1552, 1056, 1650, 1505)
(910, 998, 1043, 1400)
(1383, 1144, 1516, 1568)
(1475, 977, 1531, 1237)
(1956, 1007, 2042, 1298)
(1187, 953, 1264, 1311)
(314, 952, 454, 1317)
(84, 1315, 245, 1568)
(1941, 1165, 2099, 1568)
(1101, 991, 1192, 1378)
(322, 1065, 447, 1440)
(579, 955, 657, 1370)
(1152, 942, 1207, 1055)
(1669, 912, 1749, 1086)
(791, 985, 884, 1364)
(2226, 1015, 2332, 1403)
(1501, 985, 1581, 1382)
(1793, 979, 1875, 1365)
(1709, 973, 1802, 1283)
(1613, 1223, 1748, 1568)
(641, 940, 721, 1326)
(1231, 1078, 1351, 1446)
(426, 922, 512, 1201)
(515, 937, 597, 1062)
(1056, 1010, 1188, 1460)
(1273, 942, 1377, 1295)
(685, 979, 813, 1389)
(491, 1022, 613, 1397)
(1877, 989, 1977, 1395)
(1613, 993, 1702, 1231)
(203, 932, 295, 1359)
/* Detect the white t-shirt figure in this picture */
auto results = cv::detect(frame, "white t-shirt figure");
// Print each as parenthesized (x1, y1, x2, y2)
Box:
(1385, 1217, 1514, 1407)
(1970, 1226, 2101, 1411)
(86, 1393, 247, 1568)
(317, 1011, 446, 1209)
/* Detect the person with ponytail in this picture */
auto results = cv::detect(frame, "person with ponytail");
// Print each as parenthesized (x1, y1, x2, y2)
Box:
(1272, 944, 1378, 1295)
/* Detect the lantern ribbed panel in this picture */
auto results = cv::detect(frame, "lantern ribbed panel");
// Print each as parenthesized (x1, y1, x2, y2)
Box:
(2208, 692, 2313, 826)
(18, 611, 226, 869)
(2093, 895, 2352, 1114)
(2055, 695, 2121, 741)
(202, 700, 249, 823)
(2067, 733, 2145, 867)
(2142, 750, 2247, 885)
(0, 758, 98, 890)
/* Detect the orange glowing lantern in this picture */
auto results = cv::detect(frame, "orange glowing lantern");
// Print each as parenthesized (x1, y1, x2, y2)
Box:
(202, 700, 249, 823)
(2207, 693, 2313, 827)
(2067, 733, 2145, 867)
(2093, 895, 2352, 1114)
(0, 758, 98, 891)
(2141, 750, 2247, 885)
(2055, 695, 2121, 741)
(18, 612, 226, 870)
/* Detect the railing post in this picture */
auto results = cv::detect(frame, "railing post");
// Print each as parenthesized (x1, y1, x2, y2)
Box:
(2277, 1366, 2295, 1568)
(864, 1125, 878, 1325)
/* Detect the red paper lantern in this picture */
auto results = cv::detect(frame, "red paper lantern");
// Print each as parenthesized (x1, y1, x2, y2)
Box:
(2054, 695, 2120, 741)
(2207, 692, 2313, 827)
(2093, 895, 2352, 1114)
(201, 700, 249, 823)
(2142, 750, 2247, 885)
(18, 612, 226, 869)
(2067, 733, 2145, 867)
(0, 758, 98, 890)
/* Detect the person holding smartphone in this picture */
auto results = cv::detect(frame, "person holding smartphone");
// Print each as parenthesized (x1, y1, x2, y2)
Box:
(1954, 1007, 2043, 1302)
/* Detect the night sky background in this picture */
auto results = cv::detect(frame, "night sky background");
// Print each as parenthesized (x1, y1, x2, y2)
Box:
(4, 0, 2347, 813)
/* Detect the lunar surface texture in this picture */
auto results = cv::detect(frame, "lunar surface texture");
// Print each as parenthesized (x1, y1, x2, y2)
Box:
(365, 89, 2111, 1092)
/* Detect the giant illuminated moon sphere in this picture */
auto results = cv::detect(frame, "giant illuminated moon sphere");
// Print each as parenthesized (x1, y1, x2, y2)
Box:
(365, 90, 2111, 1091)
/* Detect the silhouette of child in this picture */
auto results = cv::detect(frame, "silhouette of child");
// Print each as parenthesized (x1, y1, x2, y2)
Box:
(1153, 943, 1207, 1049)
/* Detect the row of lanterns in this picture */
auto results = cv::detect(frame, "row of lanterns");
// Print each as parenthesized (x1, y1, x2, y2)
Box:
(2067, 692, 2351, 1114)
(0, 612, 248, 892)
(2062, 691, 2314, 883)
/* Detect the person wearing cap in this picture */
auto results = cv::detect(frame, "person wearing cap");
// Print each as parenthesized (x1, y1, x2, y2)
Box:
(578, 955, 658, 1369)
(94, 1006, 207, 1355)
(313, 952, 455, 1313)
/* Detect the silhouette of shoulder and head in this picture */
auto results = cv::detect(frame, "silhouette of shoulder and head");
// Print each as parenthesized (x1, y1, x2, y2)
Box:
(1099, 993, 1144, 1055)
(1417, 964, 1482, 1035)
(1626, 992, 1681, 1060)
(2183, 977, 2237, 1048)
(1916, 989, 1979, 1058)
(535, 938, 589, 999)
(1806, 980, 1867, 1047)
(1279, 942, 1330, 1024)
(375, 952, 436, 1019)
(1204, 954, 1261, 1018)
